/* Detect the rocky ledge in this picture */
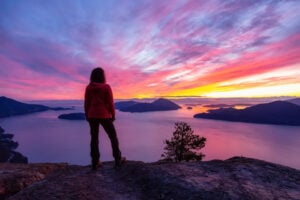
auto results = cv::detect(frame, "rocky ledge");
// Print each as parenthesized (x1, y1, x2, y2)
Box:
(1, 157, 299, 200)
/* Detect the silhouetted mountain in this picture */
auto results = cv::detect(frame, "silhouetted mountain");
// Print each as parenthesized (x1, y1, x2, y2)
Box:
(286, 98, 300, 106)
(194, 101, 300, 126)
(118, 98, 181, 112)
(203, 104, 232, 108)
(203, 103, 252, 108)
(152, 98, 181, 109)
(58, 113, 86, 120)
(0, 126, 28, 163)
(114, 101, 139, 110)
(0, 96, 72, 118)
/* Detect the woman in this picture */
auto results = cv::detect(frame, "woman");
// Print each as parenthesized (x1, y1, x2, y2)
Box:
(84, 67, 125, 170)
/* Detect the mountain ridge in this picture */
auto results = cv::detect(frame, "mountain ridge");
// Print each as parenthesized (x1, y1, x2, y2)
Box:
(0, 96, 72, 118)
(194, 100, 300, 126)
(116, 98, 181, 112)
(286, 97, 300, 106)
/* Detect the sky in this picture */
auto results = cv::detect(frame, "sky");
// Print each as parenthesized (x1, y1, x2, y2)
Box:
(0, 0, 300, 100)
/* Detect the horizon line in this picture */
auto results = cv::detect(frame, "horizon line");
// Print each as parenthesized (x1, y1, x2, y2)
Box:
(12, 95, 299, 102)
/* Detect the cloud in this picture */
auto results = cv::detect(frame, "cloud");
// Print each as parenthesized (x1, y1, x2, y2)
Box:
(0, 0, 300, 99)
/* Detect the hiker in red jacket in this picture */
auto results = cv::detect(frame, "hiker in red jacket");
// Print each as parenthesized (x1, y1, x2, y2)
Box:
(84, 67, 125, 170)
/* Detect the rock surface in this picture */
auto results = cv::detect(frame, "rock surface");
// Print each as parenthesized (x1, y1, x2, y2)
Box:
(1, 157, 299, 200)
(0, 163, 67, 199)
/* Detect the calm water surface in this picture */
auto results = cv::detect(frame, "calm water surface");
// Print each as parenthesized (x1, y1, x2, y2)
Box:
(1, 99, 300, 169)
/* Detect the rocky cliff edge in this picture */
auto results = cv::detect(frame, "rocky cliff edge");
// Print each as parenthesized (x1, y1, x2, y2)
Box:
(1, 157, 299, 200)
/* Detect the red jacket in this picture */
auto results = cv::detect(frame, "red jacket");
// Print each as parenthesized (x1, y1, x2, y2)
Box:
(84, 83, 115, 119)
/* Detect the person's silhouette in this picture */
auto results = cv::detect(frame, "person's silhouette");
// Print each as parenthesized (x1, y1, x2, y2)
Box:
(84, 67, 125, 170)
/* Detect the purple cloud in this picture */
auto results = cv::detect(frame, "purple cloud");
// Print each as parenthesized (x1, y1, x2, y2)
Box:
(0, 0, 300, 99)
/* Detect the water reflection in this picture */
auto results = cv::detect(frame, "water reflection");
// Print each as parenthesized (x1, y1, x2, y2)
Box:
(0, 100, 299, 170)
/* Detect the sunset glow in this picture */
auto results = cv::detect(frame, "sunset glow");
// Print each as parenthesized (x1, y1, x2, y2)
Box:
(0, 0, 300, 100)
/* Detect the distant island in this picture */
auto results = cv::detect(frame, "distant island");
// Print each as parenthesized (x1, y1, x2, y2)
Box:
(0, 126, 28, 163)
(203, 103, 252, 108)
(0, 96, 72, 118)
(57, 98, 181, 119)
(114, 100, 139, 110)
(115, 98, 181, 112)
(58, 113, 86, 120)
(194, 101, 300, 126)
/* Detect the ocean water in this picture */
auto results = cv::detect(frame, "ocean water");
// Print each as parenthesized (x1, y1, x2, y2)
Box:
(1, 99, 300, 169)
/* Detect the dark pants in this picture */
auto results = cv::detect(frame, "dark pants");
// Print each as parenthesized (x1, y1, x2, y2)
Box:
(88, 118, 121, 166)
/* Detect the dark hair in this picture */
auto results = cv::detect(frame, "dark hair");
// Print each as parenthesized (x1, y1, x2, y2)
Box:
(90, 67, 106, 83)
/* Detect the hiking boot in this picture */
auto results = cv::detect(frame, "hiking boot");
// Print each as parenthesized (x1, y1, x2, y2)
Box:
(92, 161, 102, 170)
(115, 157, 126, 168)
